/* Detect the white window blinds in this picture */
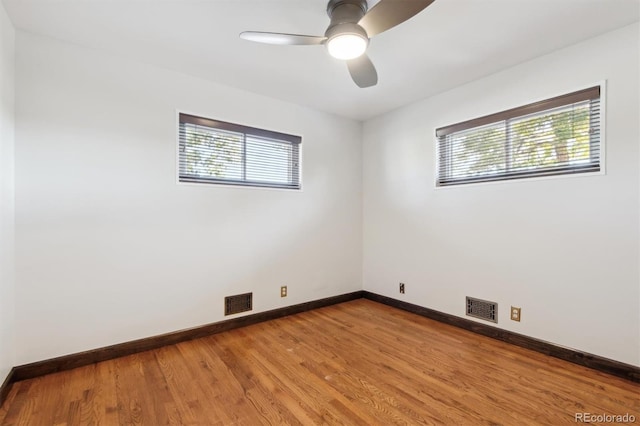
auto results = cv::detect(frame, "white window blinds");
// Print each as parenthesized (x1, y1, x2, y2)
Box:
(436, 86, 601, 186)
(179, 113, 301, 189)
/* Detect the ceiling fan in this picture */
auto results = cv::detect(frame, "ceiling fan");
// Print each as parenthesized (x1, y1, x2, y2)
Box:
(240, 0, 435, 88)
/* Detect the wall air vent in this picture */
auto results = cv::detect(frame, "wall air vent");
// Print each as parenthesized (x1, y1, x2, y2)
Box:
(466, 296, 497, 323)
(225, 293, 253, 316)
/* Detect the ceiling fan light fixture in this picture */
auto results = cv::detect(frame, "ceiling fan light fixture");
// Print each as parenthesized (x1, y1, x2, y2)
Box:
(240, 0, 437, 87)
(324, 22, 369, 60)
(327, 32, 368, 60)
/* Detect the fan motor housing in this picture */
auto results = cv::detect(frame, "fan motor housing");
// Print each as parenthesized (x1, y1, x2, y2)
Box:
(325, 22, 369, 42)
(327, 0, 368, 26)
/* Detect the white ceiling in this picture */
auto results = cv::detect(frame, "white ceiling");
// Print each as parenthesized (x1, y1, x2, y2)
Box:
(3, 0, 639, 121)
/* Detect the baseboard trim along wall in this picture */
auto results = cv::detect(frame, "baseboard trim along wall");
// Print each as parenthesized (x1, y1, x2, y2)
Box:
(10, 291, 364, 384)
(363, 291, 640, 383)
(1, 289, 638, 408)
(0, 368, 15, 407)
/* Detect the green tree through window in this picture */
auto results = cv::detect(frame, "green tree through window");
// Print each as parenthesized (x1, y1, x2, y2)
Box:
(178, 113, 301, 189)
(183, 127, 242, 179)
(437, 86, 600, 186)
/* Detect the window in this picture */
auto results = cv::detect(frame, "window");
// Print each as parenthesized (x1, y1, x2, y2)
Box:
(179, 113, 301, 189)
(436, 86, 601, 186)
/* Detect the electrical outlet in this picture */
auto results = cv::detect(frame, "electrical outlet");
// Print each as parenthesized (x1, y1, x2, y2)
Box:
(511, 306, 521, 322)
(399, 282, 405, 294)
(280, 286, 287, 297)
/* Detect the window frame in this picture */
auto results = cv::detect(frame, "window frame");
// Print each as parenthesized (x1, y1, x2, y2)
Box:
(435, 84, 605, 187)
(177, 112, 302, 190)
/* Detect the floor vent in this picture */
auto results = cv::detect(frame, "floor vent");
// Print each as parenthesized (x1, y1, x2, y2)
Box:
(466, 296, 497, 323)
(225, 293, 253, 316)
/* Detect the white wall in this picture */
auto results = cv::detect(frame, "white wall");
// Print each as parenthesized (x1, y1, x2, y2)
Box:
(14, 32, 362, 364)
(0, 3, 15, 382)
(363, 24, 640, 366)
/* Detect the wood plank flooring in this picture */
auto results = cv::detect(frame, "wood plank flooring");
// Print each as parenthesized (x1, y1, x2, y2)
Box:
(1, 299, 638, 425)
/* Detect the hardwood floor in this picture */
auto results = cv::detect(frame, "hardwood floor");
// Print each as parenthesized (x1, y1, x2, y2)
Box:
(1, 299, 638, 425)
